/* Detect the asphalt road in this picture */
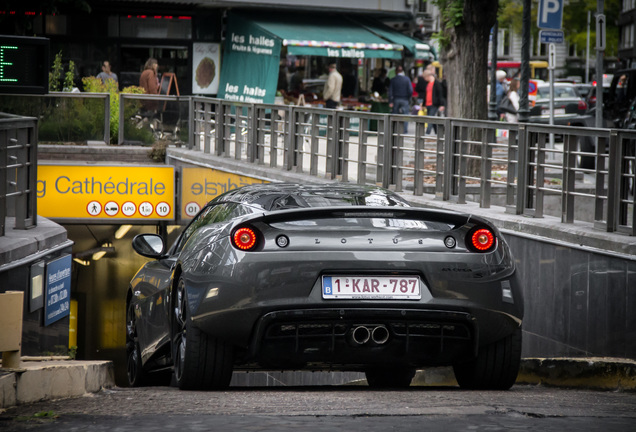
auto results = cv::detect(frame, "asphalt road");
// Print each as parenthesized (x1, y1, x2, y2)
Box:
(2, 384, 635, 431)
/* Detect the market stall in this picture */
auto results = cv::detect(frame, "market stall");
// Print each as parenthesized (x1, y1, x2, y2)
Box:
(217, 11, 435, 106)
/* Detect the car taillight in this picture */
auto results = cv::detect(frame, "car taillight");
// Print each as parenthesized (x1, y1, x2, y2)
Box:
(468, 228, 496, 252)
(232, 227, 258, 251)
(578, 100, 588, 111)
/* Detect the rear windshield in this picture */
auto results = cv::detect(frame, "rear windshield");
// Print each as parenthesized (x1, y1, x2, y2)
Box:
(537, 86, 577, 98)
(271, 217, 454, 231)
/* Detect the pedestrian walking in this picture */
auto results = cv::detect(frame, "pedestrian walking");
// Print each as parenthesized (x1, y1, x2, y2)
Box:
(388, 65, 412, 133)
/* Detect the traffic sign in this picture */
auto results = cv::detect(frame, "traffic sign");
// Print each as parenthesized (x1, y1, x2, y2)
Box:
(596, 14, 606, 51)
(537, 0, 564, 30)
(540, 30, 564, 44)
(548, 44, 557, 70)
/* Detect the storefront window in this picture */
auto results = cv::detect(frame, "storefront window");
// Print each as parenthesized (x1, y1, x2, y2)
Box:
(118, 15, 192, 39)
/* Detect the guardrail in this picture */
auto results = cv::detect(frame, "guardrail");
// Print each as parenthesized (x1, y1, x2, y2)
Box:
(186, 97, 635, 236)
(0, 113, 38, 236)
(1, 94, 634, 236)
(0, 92, 110, 145)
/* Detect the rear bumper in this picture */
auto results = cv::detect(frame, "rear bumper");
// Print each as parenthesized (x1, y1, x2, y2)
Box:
(196, 305, 520, 371)
(248, 308, 479, 370)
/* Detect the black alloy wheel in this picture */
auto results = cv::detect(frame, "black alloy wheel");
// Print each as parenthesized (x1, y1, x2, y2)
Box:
(126, 300, 146, 387)
(172, 276, 234, 390)
(453, 327, 522, 390)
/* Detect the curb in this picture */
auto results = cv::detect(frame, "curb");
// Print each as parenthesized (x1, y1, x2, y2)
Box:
(0, 359, 115, 409)
(1, 357, 635, 409)
(411, 357, 636, 391)
(516, 357, 636, 391)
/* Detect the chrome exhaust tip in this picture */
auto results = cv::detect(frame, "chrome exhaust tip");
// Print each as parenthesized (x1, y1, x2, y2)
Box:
(349, 326, 371, 346)
(371, 325, 390, 345)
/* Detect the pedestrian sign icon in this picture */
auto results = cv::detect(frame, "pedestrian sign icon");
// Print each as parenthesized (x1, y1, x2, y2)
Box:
(87, 201, 102, 216)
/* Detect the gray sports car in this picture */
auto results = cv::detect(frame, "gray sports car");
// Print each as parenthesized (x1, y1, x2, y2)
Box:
(126, 183, 523, 390)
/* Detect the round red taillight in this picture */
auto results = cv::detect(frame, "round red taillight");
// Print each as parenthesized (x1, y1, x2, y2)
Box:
(470, 228, 495, 252)
(233, 227, 257, 250)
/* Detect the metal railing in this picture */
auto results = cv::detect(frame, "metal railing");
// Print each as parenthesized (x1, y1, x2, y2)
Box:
(0, 113, 38, 235)
(1, 94, 634, 236)
(186, 97, 635, 236)
(0, 92, 110, 144)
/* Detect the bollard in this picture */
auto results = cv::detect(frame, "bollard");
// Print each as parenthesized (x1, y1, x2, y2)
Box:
(0, 291, 24, 369)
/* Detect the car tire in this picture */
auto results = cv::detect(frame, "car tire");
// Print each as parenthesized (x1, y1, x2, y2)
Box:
(126, 301, 147, 387)
(172, 277, 234, 390)
(453, 327, 522, 390)
(365, 367, 416, 388)
(578, 136, 595, 170)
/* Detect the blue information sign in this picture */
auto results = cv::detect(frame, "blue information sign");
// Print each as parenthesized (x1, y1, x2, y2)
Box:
(540, 30, 564, 44)
(44, 254, 72, 326)
(537, 0, 563, 30)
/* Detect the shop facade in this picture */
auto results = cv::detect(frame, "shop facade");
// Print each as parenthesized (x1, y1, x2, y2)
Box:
(2, 2, 433, 100)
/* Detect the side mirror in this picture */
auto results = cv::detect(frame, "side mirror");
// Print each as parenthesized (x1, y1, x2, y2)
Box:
(132, 234, 166, 258)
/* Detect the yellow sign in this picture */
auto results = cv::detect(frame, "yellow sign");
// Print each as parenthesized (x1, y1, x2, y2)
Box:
(38, 164, 175, 221)
(180, 167, 268, 219)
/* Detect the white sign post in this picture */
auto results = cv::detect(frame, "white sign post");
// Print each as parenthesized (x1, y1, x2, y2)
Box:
(537, 0, 563, 150)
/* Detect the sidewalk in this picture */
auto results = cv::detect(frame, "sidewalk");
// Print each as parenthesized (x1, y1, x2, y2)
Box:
(1, 357, 635, 410)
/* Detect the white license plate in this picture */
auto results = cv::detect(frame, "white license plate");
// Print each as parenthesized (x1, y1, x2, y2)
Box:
(554, 108, 566, 115)
(322, 276, 421, 300)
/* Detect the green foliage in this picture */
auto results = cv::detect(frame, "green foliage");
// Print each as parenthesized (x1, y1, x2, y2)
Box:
(49, 51, 63, 92)
(33, 411, 59, 419)
(82, 76, 149, 144)
(38, 97, 103, 143)
(148, 141, 168, 162)
(64, 60, 76, 91)
(432, 0, 465, 48)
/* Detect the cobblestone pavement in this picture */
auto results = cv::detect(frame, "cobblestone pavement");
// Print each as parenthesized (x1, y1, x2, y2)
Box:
(1, 384, 635, 431)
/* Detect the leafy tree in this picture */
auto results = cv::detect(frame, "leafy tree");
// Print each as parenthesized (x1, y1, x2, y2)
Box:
(433, 0, 498, 119)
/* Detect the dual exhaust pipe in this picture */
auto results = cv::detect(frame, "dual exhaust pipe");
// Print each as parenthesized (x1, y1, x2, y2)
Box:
(348, 325, 390, 346)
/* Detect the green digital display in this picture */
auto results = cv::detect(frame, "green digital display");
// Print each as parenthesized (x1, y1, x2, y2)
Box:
(0, 35, 49, 94)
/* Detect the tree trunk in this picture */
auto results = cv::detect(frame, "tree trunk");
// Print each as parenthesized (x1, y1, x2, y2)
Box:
(440, 1, 499, 120)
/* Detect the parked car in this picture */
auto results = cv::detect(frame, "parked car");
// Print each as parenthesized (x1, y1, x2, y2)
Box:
(528, 83, 596, 168)
(597, 70, 636, 127)
(573, 83, 593, 100)
(126, 183, 524, 390)
(529, 83, 590, 125)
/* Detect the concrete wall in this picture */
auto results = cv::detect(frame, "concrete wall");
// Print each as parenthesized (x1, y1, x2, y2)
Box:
(507, 233, 636, 359)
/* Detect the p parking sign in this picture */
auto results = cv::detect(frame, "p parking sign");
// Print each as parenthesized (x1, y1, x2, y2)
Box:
(537, 0, 563, 30)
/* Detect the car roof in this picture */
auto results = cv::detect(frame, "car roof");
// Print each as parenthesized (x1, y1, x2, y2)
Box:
(211, 183, 410, 210)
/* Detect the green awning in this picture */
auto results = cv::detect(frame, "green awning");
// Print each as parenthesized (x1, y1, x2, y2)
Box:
(353, 17, 436, 61)
(242, 13, 404, 60)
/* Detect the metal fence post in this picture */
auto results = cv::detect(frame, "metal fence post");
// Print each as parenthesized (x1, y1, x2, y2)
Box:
(118, 94, 126, 145)
(0, 128, 6, 236)
(187, 96, 194, 150)
(104, 93, 111, 145)
(515, 123, 528, 215)
(440, 118, 452, 201)
(604, 130, 619, 232)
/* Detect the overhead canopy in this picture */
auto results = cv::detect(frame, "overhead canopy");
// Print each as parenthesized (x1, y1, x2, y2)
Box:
(246, 12, 405, 60)
(352, 17, 436, 61)
(217, 11, 436, 104)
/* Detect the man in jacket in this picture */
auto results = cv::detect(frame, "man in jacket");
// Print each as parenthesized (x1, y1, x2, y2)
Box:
(415, 69, 446, 134)
(323, 63, 343, 109)
(389, 65, 412, 133)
